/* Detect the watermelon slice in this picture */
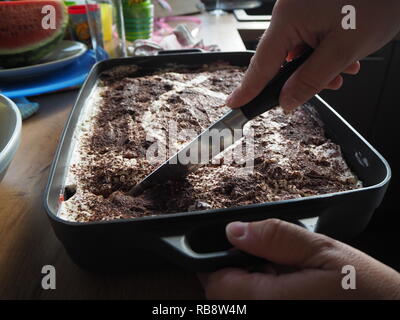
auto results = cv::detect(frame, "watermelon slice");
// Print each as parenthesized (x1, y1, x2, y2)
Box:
(0, 0, 68, 68)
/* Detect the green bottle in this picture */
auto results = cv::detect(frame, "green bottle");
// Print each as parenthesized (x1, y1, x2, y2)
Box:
(120, 0, 154, 42)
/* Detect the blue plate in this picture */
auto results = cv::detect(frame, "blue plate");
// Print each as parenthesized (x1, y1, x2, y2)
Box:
(0, 50, 96, 99)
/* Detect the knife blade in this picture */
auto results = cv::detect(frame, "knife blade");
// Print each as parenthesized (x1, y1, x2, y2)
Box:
(129, 49, 313, 195)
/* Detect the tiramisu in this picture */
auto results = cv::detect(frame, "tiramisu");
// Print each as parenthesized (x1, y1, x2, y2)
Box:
(59, 63, 362, 222)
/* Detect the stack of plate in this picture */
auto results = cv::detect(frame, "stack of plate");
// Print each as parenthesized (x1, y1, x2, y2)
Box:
(0, 41, 95, 99)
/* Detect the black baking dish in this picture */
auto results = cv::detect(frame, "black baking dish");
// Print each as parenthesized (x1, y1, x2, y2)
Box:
(43, 51, 391, 272)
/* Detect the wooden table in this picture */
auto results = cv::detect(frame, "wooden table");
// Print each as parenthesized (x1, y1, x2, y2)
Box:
(0, 13, 250, 299)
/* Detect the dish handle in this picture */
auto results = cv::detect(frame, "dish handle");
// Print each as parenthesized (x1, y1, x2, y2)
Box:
(161, 234, 264, 271)
(157, 48, 204, 55)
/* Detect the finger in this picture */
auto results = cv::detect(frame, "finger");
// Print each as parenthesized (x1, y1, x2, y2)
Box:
(279, 38, 356, 111)
(286, 44, 307, 61)
(226, 219, 340, 269)
(203, 266, 345, 300)
(204, 267, 276, 300)
(342, 61, 360, 75)
(324, 61, 360, 90)
(283, 62, 358, 96)
(226, 25, 289, 108)
(325, 74, 343, 90)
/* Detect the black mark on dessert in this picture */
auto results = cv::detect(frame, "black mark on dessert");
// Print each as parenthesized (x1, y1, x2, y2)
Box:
(64, 185, 77, 201)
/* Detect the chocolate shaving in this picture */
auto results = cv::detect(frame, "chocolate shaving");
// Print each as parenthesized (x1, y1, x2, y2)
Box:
(62, 63, 362, 222)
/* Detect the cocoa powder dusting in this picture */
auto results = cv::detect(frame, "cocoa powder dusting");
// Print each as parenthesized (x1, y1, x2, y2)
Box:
(61, 63, 361, 222)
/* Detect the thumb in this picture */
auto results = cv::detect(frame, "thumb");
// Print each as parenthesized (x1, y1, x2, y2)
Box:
(226, 219, 340, 269)
(279, 37, 356, 111)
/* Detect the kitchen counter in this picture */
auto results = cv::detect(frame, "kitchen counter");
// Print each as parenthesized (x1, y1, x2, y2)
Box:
(0, 12, 252, 299)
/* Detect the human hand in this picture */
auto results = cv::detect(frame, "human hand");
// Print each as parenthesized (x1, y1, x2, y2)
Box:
(226, 0, 400, 112)
(201, 219, 400, 299)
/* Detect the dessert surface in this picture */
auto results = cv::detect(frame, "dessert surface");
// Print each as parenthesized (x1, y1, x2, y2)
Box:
(59, 63, 362, 222)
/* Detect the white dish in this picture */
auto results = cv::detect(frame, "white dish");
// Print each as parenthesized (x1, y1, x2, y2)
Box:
(0, 94, 22, 182)
(0, 41, 87, 80)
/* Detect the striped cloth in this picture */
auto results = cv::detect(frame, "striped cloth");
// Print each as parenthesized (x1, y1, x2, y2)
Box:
(12, 97, 39, 120)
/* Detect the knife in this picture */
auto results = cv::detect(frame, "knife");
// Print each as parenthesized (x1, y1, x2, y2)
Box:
(129, 49, 313, 195)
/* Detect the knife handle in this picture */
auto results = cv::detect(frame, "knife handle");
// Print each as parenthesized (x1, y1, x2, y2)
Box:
(240, 48, 313, 120)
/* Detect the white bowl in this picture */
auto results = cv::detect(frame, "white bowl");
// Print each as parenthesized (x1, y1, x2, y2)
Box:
(0, 94, 22, 182)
